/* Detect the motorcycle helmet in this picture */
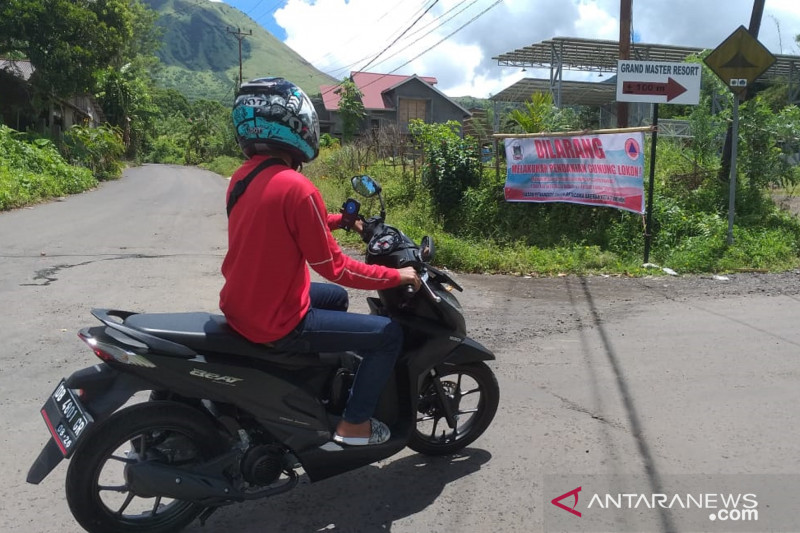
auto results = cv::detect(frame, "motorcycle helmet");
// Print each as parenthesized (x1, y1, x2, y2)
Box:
(232, 77, 320, 167)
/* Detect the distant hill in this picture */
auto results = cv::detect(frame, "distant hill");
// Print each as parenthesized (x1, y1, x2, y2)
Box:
(142, 0, 337, 102)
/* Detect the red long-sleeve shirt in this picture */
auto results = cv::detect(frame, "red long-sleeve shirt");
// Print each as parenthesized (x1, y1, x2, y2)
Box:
(220, 156, 401, 343)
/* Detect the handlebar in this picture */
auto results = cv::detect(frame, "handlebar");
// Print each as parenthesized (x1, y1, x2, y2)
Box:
(348, 175, 462, 311)
(360, 216, 384, 243)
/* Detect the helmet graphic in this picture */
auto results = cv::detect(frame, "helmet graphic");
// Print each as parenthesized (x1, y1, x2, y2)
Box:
(232, 77, 320, 166)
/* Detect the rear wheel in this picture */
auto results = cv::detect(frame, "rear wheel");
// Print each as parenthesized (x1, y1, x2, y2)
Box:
(408, 362, 499, 456)
(66, 401, 227, 533)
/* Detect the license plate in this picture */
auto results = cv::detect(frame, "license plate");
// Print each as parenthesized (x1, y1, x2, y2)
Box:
(40, 380, 94, 458)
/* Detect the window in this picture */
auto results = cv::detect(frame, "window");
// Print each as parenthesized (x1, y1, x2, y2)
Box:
(398, 98, 427, 127)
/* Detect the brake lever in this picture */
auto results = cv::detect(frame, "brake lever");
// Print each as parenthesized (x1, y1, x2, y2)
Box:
(425, 264, 463, 292)
(419, 271, 441, 303)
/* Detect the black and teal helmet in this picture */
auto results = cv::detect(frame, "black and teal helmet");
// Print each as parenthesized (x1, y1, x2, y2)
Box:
(232, 77, 320, 166)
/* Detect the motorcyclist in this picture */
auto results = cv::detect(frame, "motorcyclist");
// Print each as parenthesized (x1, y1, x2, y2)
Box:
(220, 77, 420, 445)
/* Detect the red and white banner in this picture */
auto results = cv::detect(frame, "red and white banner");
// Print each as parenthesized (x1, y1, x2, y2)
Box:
(504, 132, 646, 214)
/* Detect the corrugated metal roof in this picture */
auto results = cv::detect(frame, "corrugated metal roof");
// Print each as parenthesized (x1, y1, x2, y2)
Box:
(320, 84, 340, 111)
(353, 71, 438, 110)
(0, 59, 34, 81)
(492, 78, 617, 106)
(321, 71, 439, 111)
(493, 36, 800, 80)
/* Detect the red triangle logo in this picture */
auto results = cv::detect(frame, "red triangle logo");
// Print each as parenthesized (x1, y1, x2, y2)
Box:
(551, 486, 582, 517)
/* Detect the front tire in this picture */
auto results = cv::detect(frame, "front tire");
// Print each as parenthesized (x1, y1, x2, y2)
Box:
(66, 401, 227, 533)
(408, 362, 499, 456)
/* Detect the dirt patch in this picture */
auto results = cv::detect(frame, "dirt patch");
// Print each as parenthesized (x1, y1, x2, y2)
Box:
(772, 191, 800, 216)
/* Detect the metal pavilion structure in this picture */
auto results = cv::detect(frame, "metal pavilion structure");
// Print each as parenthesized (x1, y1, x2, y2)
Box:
(491, 36, 800, 113)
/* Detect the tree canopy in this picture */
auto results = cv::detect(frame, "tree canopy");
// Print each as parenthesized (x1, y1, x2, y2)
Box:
(334, 79, 366, 143)
(0, 0, 156, 107)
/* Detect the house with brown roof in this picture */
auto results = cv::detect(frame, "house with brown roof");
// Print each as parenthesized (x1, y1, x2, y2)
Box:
(318, 71, 471, 138)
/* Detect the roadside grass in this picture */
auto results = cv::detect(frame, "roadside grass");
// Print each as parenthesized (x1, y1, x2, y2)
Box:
(200, 156, 242, 178)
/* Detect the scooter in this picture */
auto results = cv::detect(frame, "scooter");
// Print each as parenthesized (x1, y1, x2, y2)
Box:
(26, 174, 499, 533)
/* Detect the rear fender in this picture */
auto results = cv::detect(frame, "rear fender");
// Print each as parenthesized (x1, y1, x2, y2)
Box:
(66, 363, 151, 419)
(26, 363, 151, 485)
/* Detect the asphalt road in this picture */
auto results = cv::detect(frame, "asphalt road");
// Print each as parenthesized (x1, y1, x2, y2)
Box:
(1, 164, 799, 533)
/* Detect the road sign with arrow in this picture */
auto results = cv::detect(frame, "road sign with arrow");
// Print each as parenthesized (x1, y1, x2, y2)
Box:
(616, 60, 701, 105)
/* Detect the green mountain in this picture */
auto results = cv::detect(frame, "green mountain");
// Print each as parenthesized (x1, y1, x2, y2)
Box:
(142, 0, 337, 102)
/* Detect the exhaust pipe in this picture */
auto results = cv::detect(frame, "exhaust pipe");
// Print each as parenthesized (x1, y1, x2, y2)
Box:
(127, 460, 242, 503)
(126, 455, 299, 504)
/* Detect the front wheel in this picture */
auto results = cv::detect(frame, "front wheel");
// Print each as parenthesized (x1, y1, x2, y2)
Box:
(65, 401, 228, 533)
(408, 362, 499, 456)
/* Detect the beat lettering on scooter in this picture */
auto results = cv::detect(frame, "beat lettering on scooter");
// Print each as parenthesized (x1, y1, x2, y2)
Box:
(190, 368, 244, 384)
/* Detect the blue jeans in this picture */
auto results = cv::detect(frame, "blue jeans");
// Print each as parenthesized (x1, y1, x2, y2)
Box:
(272, 283, 402, 424)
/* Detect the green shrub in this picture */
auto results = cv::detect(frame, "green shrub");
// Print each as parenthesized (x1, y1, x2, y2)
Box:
(62, 124, 125, 180)
(320, 133, 340, 149)
(0, 125, 96, 210)
(144, 135, 186, 165)
(408, 119, 482, 225)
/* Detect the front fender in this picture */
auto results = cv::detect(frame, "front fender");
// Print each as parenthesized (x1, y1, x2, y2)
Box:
(442, 337, 495, 365)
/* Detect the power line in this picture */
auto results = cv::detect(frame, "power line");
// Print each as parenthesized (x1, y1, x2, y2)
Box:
(243, 0, 269, 18)
(356, 0, 504, 94)
(319, 0, 504, 99)
(323, 0, 486, 81)
(249, 0, 288, 26)
(323, 0, 463, 80)
(365, 0, 483, 73)
(356, 0, 439, 74)
(309, 0, 430, 77)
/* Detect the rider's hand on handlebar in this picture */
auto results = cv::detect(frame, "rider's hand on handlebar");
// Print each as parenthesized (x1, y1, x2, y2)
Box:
(397, 266, 421, 292)
(353, 218, 364, 236)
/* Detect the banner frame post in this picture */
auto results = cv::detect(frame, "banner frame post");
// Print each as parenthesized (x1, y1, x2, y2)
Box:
(494, 137, 500, 183)
(643, 104, 659, 264)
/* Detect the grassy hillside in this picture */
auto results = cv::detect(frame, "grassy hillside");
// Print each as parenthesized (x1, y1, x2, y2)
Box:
(142, 0, 337, 102)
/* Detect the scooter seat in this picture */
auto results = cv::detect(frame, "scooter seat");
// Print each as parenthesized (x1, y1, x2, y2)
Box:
(124, 312, 310, 363)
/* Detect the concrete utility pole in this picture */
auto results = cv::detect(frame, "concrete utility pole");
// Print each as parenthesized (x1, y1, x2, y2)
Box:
(226, 27, 252, 85)
(617, 0, 632, 128)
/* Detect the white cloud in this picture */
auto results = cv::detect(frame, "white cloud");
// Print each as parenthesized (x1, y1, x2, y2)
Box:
(265, 0, 800, 98)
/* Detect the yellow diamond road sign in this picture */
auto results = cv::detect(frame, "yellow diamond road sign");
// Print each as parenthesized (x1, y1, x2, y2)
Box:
(704, 25, 776, 95)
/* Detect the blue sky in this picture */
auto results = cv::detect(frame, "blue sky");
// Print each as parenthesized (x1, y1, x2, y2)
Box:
(218, 0, 288, 40)
(209, 0, 800, 98)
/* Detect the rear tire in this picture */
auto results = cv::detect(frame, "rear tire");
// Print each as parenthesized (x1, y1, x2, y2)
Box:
(66, 401, 227, 533)
(408, 362, 499, 456)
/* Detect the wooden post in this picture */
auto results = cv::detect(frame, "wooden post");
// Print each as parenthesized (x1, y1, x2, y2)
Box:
(226, 27, 252, 85)
(617, 0, 632, 128)
(493, 126, 654, 139)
